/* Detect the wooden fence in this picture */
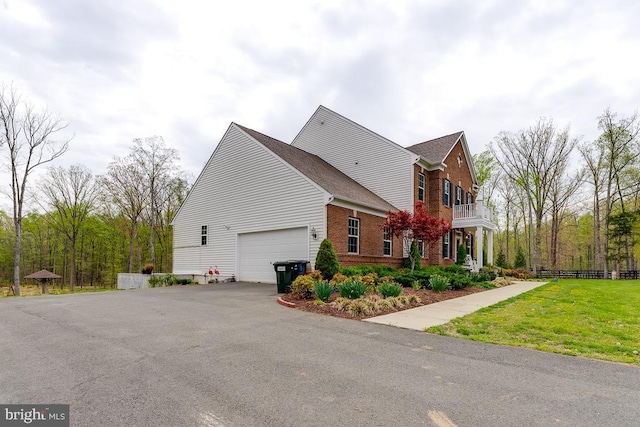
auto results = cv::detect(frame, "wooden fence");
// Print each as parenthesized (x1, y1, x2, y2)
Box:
(537, 270, 640, 279)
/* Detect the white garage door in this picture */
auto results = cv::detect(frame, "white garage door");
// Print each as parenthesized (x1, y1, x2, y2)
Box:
(237, 227, 308, 283)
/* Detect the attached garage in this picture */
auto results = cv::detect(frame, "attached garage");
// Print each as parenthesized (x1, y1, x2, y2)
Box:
(237, 227, 309, 283)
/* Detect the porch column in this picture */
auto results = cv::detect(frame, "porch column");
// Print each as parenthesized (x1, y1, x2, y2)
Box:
(476, 226, 483, 270)
(487, 229, 494, 265)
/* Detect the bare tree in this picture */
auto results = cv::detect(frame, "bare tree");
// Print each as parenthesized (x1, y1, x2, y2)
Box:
(491, 118, 579, 274)
(472, 150, 502, 206)
(40, 165, 98, 291)
(595, 109, 640, 276)
(578, 142, 606, 270)
(0, 84, 70, 296)
(101, 154, 149, 273)
(131, 136, 179, 268)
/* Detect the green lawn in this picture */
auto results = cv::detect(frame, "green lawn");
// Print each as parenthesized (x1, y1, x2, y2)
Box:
(427, 279, 640, 365)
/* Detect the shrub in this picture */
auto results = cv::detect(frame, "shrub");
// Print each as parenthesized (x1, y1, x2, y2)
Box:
(313, 299, 325, 306)
(411, 281, 421, 291)
(329, 272, 348, 287)
(378, 282, 403, 298)
(429, 274, 450, 293)
(441, 264, 466, 275)
(148, 275, 162, 288)
(315, 239, 340, 280)
(387, 296, 406, 309)
(479, 266, 498, 281)
(456, 245, 467, 265)
(495, 250, 509, 269)
(291, 274, 316, 299)
(175, 278, 192, 285)
(338, 279, 368, 299)
(334, 297, 351, 311)
(450, 273, 471, 290)
(314, 281, 333, 302)
(341, 265, 395, 277)
(360, 273, 378, 287)
(402, 241, 422, 270)
(514, 246, 527, 269)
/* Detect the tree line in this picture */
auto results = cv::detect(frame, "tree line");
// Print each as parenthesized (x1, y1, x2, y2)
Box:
(479, 109, 640, 277)
(0, 84, 189, 295)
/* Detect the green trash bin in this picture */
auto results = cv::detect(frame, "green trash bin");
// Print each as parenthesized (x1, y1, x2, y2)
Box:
(273, 261, 294, 293)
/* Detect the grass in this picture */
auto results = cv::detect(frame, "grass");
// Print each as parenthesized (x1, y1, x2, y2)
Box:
(1, 284, 115, 298)
(426, 279, 640, 365)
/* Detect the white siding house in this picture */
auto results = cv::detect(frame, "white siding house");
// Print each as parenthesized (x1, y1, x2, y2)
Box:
(172, 124, 327, 283)
(292, 106, 419, 212)
(172, 121, 395, 283)
(173, 105, 495, 282)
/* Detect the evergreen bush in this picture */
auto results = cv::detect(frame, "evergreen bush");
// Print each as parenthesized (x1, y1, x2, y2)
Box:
(514, 246, 527, 269)
(315, 239, 340, 280)
(456, 245, 467, 265)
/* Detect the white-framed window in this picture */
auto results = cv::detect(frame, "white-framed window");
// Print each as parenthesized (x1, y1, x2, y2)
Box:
(201, 225, 208, 246)
(442, 179, 451, 207)
(417, 240, 424, 258)
(418, 173, 425, 202)
(348, 218, 359, 254)
(466, 192, 473, 204)
(442, 232, 450, 258)
(455, 185, 462, 205)
(383, 226, 392, 256)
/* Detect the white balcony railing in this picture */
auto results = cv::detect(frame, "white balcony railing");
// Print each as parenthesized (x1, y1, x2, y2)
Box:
(453, 201, 493, 223)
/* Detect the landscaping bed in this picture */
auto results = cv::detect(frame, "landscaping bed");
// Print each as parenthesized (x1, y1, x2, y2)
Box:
(281, 285, 489, 320)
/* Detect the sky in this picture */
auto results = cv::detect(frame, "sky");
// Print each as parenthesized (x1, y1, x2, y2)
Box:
(1, 0, 639, 184)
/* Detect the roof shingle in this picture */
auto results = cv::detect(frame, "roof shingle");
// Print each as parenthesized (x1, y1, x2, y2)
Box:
(406, 131, 464, 164)
(237, 124, 397, 212)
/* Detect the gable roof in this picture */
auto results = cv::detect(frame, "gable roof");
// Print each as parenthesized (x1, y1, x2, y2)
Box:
(292, 105, 419, 161)
(407, 131, 478, 187)
(406, 131, 464, 164)
(236, 124, 397, 212)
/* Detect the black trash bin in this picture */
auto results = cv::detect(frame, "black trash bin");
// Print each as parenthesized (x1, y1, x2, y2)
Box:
(273, 261, 293, 293)
(273, 260, 310, 293)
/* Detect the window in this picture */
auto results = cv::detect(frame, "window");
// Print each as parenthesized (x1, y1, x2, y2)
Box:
(383, 226, 392, 256)
(201, 225, 208, 246)
(442, 179, 451, 207)
(466, 192, 473, 204)
(455, 186, 462, 205)
(418, 173, 425, 202)
(348, 218, 359, 254)
(442, 232, 450, 258)
(466, 233, 473, 258)
(417, 240, 424, 258)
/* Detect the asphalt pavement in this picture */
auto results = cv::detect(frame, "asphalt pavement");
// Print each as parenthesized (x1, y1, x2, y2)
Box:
(1, 282, 639, 427)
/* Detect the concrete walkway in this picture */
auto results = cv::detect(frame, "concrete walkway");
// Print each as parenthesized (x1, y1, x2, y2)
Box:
(364, 281, 548, 331)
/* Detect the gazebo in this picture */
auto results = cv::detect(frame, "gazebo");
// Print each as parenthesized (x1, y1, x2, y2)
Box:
(24, 269, 62, 294)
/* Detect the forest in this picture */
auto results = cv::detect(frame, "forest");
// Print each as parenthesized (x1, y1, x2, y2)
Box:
(479, 109, 640, 277)
(2, 83, 639, 294)
(0, 84, 189, 295)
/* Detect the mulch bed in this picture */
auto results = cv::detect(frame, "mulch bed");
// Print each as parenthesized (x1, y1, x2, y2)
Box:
(280, 286, 489, 320)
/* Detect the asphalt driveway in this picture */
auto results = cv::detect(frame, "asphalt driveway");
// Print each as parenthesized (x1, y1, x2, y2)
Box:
(1, 282, 639, 426)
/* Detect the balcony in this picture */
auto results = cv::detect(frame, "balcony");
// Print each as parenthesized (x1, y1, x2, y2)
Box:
(452, 201, 496, 230)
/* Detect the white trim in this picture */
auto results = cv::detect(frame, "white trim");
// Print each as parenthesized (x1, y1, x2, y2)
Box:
(348, 217, 360, 254)
(328, 198, 390, 218)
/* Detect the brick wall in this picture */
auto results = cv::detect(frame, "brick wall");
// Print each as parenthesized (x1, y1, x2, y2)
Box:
(415, 140, 478, 266)
(326, 204, 403, 267)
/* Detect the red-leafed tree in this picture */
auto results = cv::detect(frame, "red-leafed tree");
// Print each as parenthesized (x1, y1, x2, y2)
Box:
(385, 203, 451, 271)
